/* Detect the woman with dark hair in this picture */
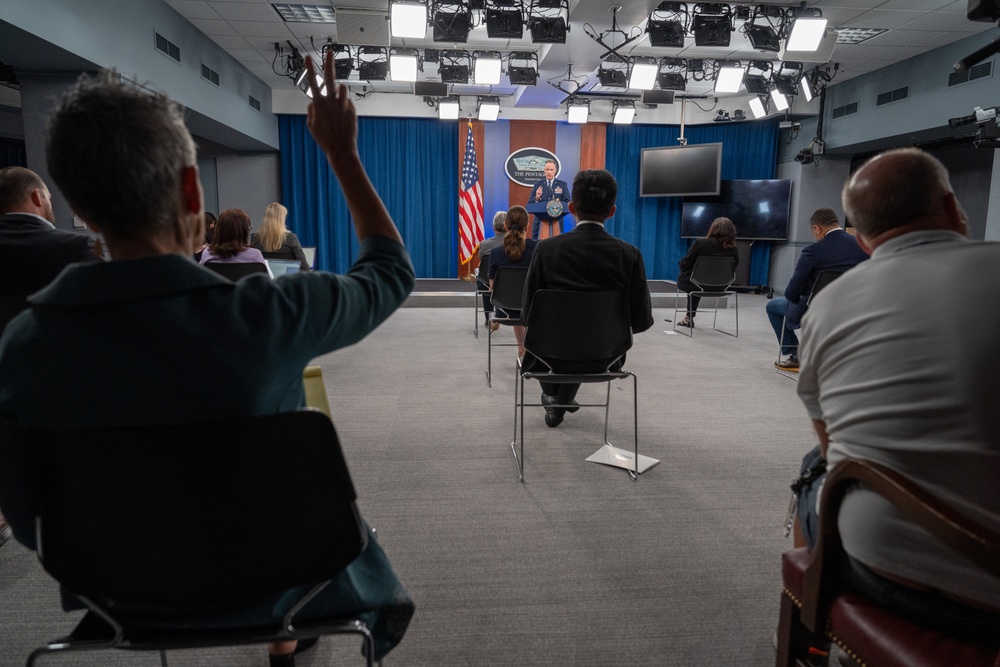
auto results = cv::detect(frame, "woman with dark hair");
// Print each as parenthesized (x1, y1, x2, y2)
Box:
(487, 205, 537, 356)
(193, 211, 217, 263)
(675, 216, 739, 327)
(199, 208, 272, 277)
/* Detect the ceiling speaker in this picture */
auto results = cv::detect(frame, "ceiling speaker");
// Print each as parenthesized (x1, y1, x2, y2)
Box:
(335, 9, 390, 47)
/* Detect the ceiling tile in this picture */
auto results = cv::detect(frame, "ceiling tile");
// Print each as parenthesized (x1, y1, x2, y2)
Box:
(208, 1, 280, 21)
(847, 9, 928, 29)
(188, 18, 238, 36)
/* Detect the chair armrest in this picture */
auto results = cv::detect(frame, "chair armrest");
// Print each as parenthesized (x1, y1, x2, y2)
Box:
(800, 459, 1000, 632)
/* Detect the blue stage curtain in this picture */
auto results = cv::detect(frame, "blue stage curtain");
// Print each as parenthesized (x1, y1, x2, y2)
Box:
(279, 115, 458, 276)
(605, 119, 780, 285)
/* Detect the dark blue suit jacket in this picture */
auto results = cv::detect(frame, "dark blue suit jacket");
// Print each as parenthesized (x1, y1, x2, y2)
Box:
(527, 177, 570, 239)
(784, 229, 868, 328)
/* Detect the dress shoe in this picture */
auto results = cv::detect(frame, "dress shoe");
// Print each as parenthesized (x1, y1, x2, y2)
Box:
(0, 513, 11, 548)
(540, 393, 565, 427)
(541, 393, 579, 413)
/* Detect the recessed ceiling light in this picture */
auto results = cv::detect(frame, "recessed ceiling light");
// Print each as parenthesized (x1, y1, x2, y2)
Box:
(272, 4, 336, 23)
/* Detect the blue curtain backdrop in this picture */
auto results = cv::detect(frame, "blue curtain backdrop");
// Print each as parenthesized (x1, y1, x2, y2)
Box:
(605, 119, 780, 285)
(279, 115, 458, 276)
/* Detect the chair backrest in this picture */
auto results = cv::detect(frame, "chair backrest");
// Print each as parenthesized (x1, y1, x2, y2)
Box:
(490, 266, 528, 313)
(26, 410, 366, 610)
(690, 255, 737, 291)
(476, 252, 491, 289)
(204, 261, 270, 281)
(524, 290, 632, 365)
(0, 293, 29, 336)
(806, 269, 846, 306)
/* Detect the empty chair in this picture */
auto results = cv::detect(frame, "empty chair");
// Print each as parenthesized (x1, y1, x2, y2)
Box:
(673, 255, 738, 337)
(204, 261, 270, 281)
(24, 410, 410, 667)
(513, 290, 656, 482)
(486, 265, 528, 387)
(776, 458, 1000, 667)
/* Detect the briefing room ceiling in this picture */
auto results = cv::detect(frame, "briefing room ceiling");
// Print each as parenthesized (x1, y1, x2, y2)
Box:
(154, 0, 995, 121)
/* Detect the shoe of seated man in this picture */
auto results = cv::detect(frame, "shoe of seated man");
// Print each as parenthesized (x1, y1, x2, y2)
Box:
(775, 355, 800, 372)
(0, 512, 12, 547)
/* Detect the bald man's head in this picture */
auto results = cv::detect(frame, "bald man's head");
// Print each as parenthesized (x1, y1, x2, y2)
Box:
(842, 148, 963, 241)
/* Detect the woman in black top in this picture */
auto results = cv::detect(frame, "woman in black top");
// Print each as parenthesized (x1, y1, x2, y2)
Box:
(676, 216, 739, 327)
(250, 202, 310, 271)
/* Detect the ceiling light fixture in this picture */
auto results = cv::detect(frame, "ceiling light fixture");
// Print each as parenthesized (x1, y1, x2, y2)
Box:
(473, 51, 503, 85)
(485, 2, 524, 38)
(612, 99, 636, 125)
(389, 47, 420, 82)
(770, 87, 789, 111)
(692, 5, 732, 47)
(390, 1, 429, 39)
(527, 0, 569, 43)
(629, 57, 659, 90)
(357, 46, 389, 81)
(508, 51, 538, 85)
(478, 95, 501, 121)
(785, 7, 828, 52)
(714, 60, 744, 94)
(567, 97, 589, 124)
(748, 95, 768, 118)
(438, 96, 460, 119)
(646, 2, 688, 48)
(432, 3, 473, 42)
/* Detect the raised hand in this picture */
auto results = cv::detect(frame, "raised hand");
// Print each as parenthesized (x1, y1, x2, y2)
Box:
(304, 52, 359, 170)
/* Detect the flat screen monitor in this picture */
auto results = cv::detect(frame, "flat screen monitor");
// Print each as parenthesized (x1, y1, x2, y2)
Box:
(681, 179, 792, 241)
(639, 142, 723, 198)
(266, 259, 302, 277)
(301, 247, 316, 268)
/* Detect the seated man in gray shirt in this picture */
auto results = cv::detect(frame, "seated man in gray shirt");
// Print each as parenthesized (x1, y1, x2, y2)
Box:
(795, 147, 1000, 638)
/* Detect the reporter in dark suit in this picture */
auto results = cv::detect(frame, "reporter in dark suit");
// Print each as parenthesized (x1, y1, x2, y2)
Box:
(0, 167, 99, 333)
(522, 169, 653, 427)
(768, 208, 868, 372)
(527, 159, 570, 239)
(675, 217, 740, 328)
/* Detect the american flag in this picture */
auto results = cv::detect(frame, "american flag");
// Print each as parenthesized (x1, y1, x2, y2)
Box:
(458, 121, 485, 264)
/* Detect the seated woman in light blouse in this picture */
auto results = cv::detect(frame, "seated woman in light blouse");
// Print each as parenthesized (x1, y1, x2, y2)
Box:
(199, 208, 273, 277)
(251, 202, 311, 272)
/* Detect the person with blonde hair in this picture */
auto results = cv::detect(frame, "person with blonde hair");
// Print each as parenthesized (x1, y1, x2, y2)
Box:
(251, 202, 310, 271)
(487, 205, 536, 352)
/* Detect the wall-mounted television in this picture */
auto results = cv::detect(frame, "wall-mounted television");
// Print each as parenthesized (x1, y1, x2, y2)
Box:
(639, 142, 723, 198)
(681, 179, 792, 241)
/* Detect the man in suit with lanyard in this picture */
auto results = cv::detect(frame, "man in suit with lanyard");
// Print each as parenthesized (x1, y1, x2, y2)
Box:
(527, 159, 570, 240)
(521, 169, 653, 427)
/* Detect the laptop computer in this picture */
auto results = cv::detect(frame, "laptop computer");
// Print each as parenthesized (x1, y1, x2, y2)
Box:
(301, 247, 316, 268)
(266, 259, 302, 278)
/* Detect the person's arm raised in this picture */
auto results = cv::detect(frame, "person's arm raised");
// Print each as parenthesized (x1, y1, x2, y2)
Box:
(304, 53, 402, 246)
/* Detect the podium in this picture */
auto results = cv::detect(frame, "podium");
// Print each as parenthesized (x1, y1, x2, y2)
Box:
(527, 201, 569, 240)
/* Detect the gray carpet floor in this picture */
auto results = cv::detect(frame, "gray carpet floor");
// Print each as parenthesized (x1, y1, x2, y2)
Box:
(0, 295, 814, 666)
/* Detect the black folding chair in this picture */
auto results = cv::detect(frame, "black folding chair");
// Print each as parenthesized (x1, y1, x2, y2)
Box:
(776, 269, 846, 380)
(486, 266, 528, 387)
(204, 261, 270, 281)
(473, 252, 491, 338)
(24, 410, 379, 667)
(513, 290, 654, 482)
(673, 255, 738, 337)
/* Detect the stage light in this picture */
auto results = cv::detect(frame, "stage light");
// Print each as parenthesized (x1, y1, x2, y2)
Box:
(296, 69, 328, 98)
(786, 9, 828, 52)
(692, 14, 731, 47)
(598, 64, 627, 88)
(358, 46, 388, 81)
(657, 71, 687, 91)
(802, 75, 814, 102)
(748, 95, 767, 118)
(473, 51, 502, 85)
(629, 57, 658, 90)
(390, 1, 428, 39)
(529, 17, 567, 43)
(567, 98, 589, 124)
(647, 20, 685, 48)
(438, 96, 460, 119)
(485, 7, 523, 38)
(433, 10, 472, 42)
(714, 61, 744, 93)
(440, 64, 469, 83)
(746, 24, 780, 52)
(612, 100, 636, 125)
(770, 87, 789, 111)
(774, 74, 798, 96)
(478, 96, 500, 121)
(509, 65, 537, 85)
(389, 48, 419, 82)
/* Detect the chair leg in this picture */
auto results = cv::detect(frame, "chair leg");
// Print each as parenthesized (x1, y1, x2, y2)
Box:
(511, 373, 525, 482)
(776, 592, 817, 667)
(160, 649, 169, 667)
(631, 373, 638, 481)
(673, 293, 692, 337)
(474, 292, 480, 338)
(486, 321, 493, 387)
